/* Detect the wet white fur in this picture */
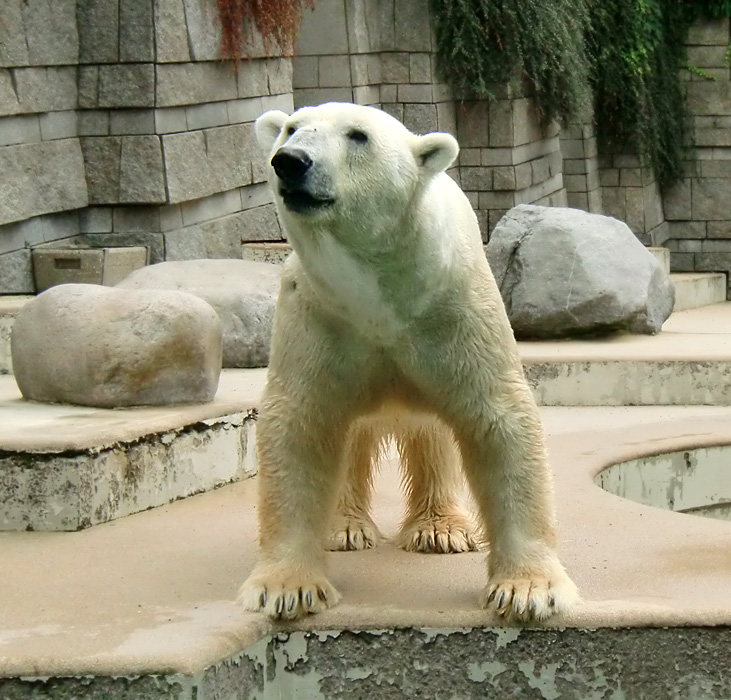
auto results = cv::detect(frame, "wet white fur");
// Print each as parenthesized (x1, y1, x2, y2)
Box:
(239, 102, 579, 623)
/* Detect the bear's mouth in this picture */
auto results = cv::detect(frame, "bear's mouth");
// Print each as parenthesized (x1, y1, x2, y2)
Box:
(279, 187, 334, 214)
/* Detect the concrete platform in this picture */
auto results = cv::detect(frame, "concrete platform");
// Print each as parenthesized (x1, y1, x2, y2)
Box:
(0, 370, 266, 531)
(522, 302, 731, 405)
(1, 406, 731, 697)
(672, 271, 727, 312)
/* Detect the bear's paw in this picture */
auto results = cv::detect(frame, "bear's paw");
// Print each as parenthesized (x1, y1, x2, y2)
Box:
(237, 563, 341, 620)
(481, 566, 579, 622)
(328, 515, 382, 551)
(395, 512, 483, 554)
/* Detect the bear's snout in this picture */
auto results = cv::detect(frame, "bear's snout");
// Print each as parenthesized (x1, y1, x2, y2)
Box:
(272, 148, 312, 186)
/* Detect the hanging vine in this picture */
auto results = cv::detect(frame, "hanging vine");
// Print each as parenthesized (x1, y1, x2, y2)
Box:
(216, 0, 313, 65)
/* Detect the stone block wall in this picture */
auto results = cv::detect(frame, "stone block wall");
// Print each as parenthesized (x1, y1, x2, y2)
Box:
(560, 118, 603, 214)
(292, 0, 565, 241)
(4, 3, 731, 296)
(662, 17, 731, 293)
(598, 153, 667, 246)
(456, 91, 566, 239)
(0, 0, 290, 294)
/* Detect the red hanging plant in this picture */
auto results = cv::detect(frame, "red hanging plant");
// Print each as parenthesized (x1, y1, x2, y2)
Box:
(216, 0, 314, 64)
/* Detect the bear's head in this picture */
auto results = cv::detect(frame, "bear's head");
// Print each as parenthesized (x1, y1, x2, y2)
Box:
(255, 102, 459, 232)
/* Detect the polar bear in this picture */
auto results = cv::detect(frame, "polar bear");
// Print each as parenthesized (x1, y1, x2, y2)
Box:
(238, 102, 579, 622)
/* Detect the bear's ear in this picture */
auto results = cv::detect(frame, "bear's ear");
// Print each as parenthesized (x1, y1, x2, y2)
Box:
(412, 132, 459, 177)
(255, 110, 289, 152)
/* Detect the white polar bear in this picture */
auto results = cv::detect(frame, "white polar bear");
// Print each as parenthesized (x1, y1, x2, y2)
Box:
(238, 102, 579, 622)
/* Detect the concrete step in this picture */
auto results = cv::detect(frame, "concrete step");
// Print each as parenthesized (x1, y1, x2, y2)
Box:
(1, 405, 731, 696)
(671, 272, 727, 312)
(648, 246, 670, 273)
(0, 369, 266, 531)
(521, 302, 731, 406)
(2, 302, 731, 532)
(0, 296, 32, 375)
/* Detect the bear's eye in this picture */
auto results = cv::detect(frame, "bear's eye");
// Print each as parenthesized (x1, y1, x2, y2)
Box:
(286, 126, 296, 136)
(348, 129, 368, 145)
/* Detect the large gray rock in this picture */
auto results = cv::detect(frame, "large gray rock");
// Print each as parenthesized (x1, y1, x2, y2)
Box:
(487, 205, 675, 338)
(116, 259, 281, 367)
(11, 284, 222, 407)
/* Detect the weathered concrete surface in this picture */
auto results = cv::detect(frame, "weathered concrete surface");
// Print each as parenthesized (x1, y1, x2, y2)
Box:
(11, 284, 222, 407)
(488, 204, 675, 338)
(117, 260, 281, 368)
(1, 411, 257, 532)
(597, 446, 731, 520)
(0, 369, 267, 531)
(2, 626, 730, 699)
(0, 296, 32, 374)
(520, 302, 731, 406)
(672, 272, 726, 312)
(2, 401, 731, 689)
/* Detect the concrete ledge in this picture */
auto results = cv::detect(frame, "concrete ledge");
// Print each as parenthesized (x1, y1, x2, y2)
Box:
(1, 405, 731, 687)
(0, 369, 267, 531)
(672, 271, 727, 311)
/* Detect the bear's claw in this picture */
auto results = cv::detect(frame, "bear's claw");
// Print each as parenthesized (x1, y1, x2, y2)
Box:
(481, 571, 579, 622)
(328, 516, 382, 551)
(238, 567, 341, 620)
(396, 513, 483, 554)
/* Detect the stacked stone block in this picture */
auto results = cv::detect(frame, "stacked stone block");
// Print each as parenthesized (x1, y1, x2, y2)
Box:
(0, 0, 291, 295)
(559, 119, 603, 214)
(456, 90, 566, 240)
(663, 18, 731, 295)
(293, 0, 456, 137)
(598, 154, 667, 246)
(0, 0, 88, 292)
(292, 0, 564, 241)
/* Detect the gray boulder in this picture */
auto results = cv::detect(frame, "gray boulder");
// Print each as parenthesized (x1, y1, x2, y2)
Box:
(11, 284, 222, 407)
(487, 205, 675, 338)
(116, 259, 281, 368)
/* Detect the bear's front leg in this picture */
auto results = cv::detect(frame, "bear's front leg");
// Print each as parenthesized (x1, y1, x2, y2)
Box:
(403, 314, 579, 622)
(237, 383, 351, 619)
(455, 379, 579, 622)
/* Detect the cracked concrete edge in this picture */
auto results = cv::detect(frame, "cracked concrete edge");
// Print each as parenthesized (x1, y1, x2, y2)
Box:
(2, 626, 731, 699)
(0, 410, 259, 531)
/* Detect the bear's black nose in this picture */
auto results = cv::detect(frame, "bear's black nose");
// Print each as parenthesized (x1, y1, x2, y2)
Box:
(271, 148, 312, 184)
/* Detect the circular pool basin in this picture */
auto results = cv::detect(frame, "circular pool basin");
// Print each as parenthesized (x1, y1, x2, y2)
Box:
(595, 446, 731, 521)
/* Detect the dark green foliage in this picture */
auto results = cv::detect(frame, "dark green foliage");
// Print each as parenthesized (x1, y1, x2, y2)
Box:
(431, 0, 731, 190)
(587, 0, 697, 188)
(694, 0, 731, 19)
(430, 0, 592, 127)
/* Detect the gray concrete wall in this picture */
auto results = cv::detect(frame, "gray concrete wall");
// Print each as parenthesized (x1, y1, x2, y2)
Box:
(2, 3, 731, 294)
(663, 18, 731, 295)
(0, 0, 289, 294)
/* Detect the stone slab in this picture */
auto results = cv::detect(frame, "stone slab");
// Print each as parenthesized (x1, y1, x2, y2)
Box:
(0, 140, 89, 226)
(22, 0, 79, 66)
(1, 396, 731, 679)
(163, 124, 256, 203)
(672, 272, 727, 312)
(32, 246, 148, 292)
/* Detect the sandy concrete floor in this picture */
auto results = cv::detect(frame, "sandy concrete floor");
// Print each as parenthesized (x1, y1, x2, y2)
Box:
(1, 403, 731, 677)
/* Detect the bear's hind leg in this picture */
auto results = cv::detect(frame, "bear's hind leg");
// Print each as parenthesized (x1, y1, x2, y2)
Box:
(328, 422, 384, 551)
(394, 423, 482, 554)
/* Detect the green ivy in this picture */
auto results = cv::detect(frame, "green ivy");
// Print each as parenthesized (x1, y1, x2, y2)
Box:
(430, 0, 591, 127)
(587, 0, 696, 188)
(431, 0, 731, 190)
